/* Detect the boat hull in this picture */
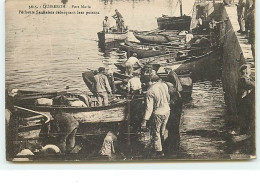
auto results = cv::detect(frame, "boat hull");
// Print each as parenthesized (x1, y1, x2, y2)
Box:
(29, 103, 128, 124)
(133, 30, 184, 44)
(98, 31, 128, 44)
(157, 16, 191, 30)
(159, 48, 221, 82)
(133, 32, 169, 44)
(119, 42, 178, 58)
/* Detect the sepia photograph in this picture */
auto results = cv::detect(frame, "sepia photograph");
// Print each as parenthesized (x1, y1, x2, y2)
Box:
(5, 0, 256, 162)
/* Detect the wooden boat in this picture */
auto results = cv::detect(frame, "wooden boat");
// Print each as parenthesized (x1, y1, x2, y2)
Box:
(97, 30, 128, 44)
(13, 89, 134, 124)
(115, 43, 209, 72)
(133, 30, 184, 44)
(157, 15, 191, 30)
(157, 0, 191, 30)
(115, 44, 220, 82)
(119, 41, 181, 58)
(6, 105, 51, 160)
(156, 47, 221, 82)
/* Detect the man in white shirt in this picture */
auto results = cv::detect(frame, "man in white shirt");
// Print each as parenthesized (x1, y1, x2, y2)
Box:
(185, 31, 194, 43)
(103, 16, 110, 32)
(125, 53, 142, 76)
(141, 75, 170, 157)
(127, 72, 142, 94)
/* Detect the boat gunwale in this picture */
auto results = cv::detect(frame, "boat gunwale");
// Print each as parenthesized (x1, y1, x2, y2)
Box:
(22, 98, 143, 113)
(98, 31, 128, 35)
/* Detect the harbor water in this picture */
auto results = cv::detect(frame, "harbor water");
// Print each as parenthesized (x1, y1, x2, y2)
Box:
(6, 0, 236, 159)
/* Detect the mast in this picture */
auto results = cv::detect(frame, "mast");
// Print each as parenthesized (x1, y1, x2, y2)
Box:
(179, 0, 183, 16)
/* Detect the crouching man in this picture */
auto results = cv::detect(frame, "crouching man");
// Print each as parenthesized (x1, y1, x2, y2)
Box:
(50, 110, 79, 153)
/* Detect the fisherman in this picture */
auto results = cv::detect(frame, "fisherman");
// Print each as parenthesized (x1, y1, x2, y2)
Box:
(127, 71, 142, 95)
(112, 9, 125, 32)
(209, 18, 223, 46)
(93, 67, 112, 106)
(185, 31, 194, 43)
(125, 53, 142, 76)
(236, 0, 246, 34)
(236, 64, 255, 135)
(246, 0, 255, 58)
(245, 0, 254, 34)
(164, 70, 183, 156)
(50, 110, 79, 153)
(103, 16, 110, 33)
(197, 15, 205, 32)
(141, 75, 170, 158)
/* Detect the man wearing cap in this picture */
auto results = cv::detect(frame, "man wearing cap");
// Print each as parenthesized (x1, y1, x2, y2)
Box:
(236, 64, 255, 134)
(141, 75, 170, 157)
(103, 16, 110, 33)
(125, 53, 142, 76)
(236, 0, 246, 33)
(93, 67, 112, 106)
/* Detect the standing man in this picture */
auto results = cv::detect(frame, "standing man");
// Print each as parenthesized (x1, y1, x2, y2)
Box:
(236, 0, 246, 34)
(245, 0, 254, 34)
(112, 9, 125, 32)
(125, 53, 142, 76)
(247, 0, 255, 58)
(141, 75, 170, 157)
(164, 70, 183, 156)
(236, 64, 255, 135)
(93, 67, 112, 106)
(103, 16, 110, 33)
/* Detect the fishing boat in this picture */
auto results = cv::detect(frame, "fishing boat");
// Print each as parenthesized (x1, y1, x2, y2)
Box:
(14, 90, 131, 124)
(6, 105, 51, 160)
(115, 43, 220, 82)
(133, 30, 184, 44)
(97, 30, 128, 44)
(157, 0, 191, 30)
(156, 47, 221, 82)
(119, 41, 182, 58)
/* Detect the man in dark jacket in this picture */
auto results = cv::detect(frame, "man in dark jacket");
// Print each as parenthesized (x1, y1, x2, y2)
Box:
(236, 64, 255, 135)
(51, 111, 79, 153)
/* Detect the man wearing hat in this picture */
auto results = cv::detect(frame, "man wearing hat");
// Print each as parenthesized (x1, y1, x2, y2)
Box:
(236, 64, 255, 134)
(112, 9, 125, 32)
(141, 75, 170, 157)
(93, 67, 112, 106)
(125, 53, 142, 76)
(103, 16, 110, 33)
